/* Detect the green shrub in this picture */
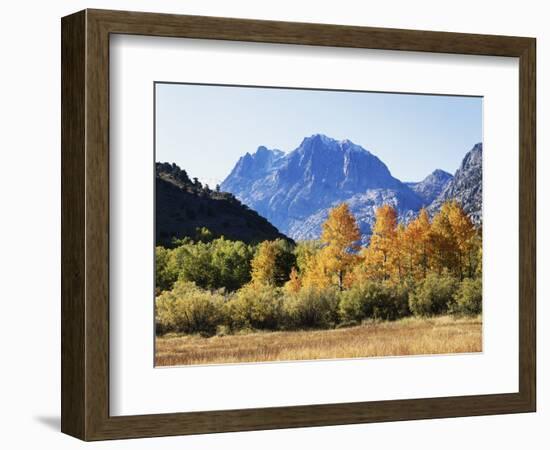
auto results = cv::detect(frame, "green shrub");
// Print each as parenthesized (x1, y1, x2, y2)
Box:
(338, 286, 367, 323)
(339, 281, 410, 322)
(375, 282, 410, 321)
(171, 237, 254, 291)
(409, 272, 459, 317)
(155, 281, 226, 336)
(283, 286, 340, 329)
(450, 278, 482, 316)
(225, 283, 284, 330)
(155, 246, 178, 294)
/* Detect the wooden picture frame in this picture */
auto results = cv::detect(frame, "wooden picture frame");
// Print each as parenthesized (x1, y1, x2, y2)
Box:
(61, 9, 536, 441)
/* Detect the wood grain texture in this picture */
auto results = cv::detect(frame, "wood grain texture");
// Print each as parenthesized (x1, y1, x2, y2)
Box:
(85, 10, 111, 439)
(89, 8, 532, 56)
(518, 39, 536, 410)
(61, 10, 86, 439)
(61, 8, 537, 441)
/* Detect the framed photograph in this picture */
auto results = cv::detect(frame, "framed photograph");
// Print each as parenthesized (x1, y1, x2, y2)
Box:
(61, 9, 536, 440)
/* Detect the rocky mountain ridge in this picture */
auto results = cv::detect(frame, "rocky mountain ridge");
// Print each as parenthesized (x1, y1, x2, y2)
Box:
(427, 142, 482, 224)
(221, 135, 481, 241)
(406, 169, 453, 206)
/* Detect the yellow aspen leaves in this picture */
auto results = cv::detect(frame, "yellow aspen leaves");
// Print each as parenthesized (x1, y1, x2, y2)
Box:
(292, 200, 480, 288)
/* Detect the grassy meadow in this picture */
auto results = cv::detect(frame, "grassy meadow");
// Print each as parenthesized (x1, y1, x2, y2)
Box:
(156, 315, 482, 366)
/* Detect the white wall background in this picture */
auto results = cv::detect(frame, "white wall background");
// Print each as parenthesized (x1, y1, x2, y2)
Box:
(0, 1, 546, 448)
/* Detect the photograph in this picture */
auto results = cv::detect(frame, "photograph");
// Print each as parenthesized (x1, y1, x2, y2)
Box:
(154, 83, 483, 367)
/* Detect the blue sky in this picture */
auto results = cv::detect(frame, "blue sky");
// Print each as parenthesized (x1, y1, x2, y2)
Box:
(155, 83, 482, 186)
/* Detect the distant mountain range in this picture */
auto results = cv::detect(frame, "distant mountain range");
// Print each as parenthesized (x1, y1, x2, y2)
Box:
(156, 135, 482, 245)
(221, 134, 482, 241)
(156, 162, 289, 247)
(406, 169, 453, 205)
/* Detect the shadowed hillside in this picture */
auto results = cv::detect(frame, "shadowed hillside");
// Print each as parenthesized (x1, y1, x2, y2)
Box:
(156, 162, 290, 247)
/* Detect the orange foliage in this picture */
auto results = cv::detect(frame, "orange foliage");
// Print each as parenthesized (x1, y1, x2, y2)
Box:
(284, 266, 302, 293)
(295, 200, 479, 288)
(301, 203, 360, 290)
(361, 204, 398, 281)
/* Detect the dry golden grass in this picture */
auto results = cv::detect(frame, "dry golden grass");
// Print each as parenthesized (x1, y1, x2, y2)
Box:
(155, 315, 482, 366)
